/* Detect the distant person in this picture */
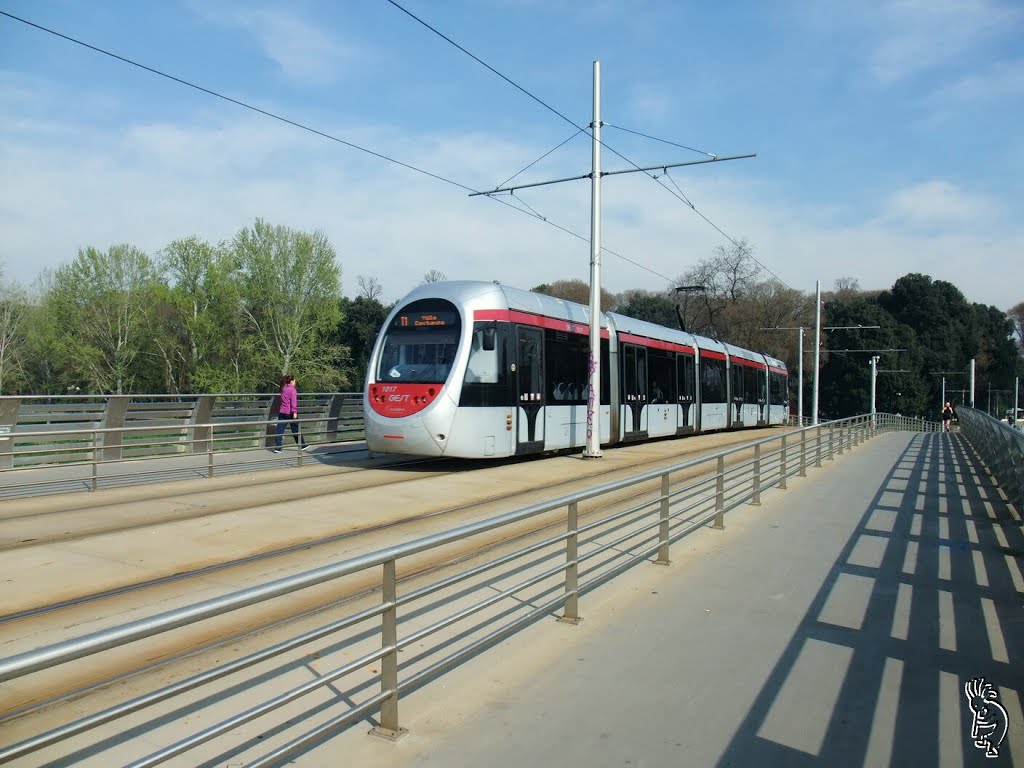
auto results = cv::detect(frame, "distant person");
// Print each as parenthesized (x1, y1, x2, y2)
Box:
(274, 374, 307, 452)
(941, 402, 954, 432)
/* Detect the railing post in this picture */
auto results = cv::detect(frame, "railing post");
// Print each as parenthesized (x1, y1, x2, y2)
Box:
(325, 394, 345, 443)
(100, 395, 129, 461)
(828, 424, 835, 461)
(751, 443, 761, 506)
(656, 474, 672, 563)
(189, 395, 215, 454)
(372, 559, 406, 740)
(560, 501, 583, 620)
(263, 395, 281, 449)
(0, 397, 20, 470)
(838, 422, 845, 456)
(91, 431, 98, 492)
(815, 425, 823, 468)
(799, 427, 807, 477)
(779, 434, 788, 490)
(713, 455, 725, 529)
(207, 440, 214, 479)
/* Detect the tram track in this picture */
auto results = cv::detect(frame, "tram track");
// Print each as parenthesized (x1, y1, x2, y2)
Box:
(0, 428, 788, 719)
(1, 428, 779, 621)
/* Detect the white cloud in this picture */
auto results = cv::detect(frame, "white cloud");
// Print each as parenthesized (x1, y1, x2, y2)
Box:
(867, 0, 1020, 83)
(185, 3, 366, 85)
(880, 180, 1000, 230)
(927, 57, 1024, 106)
(1, 99, 1020, 312)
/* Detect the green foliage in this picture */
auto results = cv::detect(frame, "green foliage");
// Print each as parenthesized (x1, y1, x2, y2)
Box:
(46, 244, 161, 393)
(819, 298, 925, 418)
(333, 295, 394, 389)
(233, 219, 346, 391)
(0, 270, 30, 394)
(876, 274, 1018, 412)
(154, 236, 238, 392)
(614, 289, 679, 328)
(7, 227, 1020, 413)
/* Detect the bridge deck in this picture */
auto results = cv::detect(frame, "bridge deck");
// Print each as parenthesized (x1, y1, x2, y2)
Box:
(324, 431, 1023, 768)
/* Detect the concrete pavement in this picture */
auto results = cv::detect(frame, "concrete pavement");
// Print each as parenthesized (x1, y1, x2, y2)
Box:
(314, 431, 1024, 768)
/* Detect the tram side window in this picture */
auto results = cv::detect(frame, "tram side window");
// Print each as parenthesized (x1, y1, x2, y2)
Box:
(648, 350, 673, 404)
(460, 323, 511, 406)
(701, 357, 726, 403)
(770, 371, 788, 405)
(465, 324, 501, 384)
(744, 365, 760, 403)
(545, 330, 587, 403)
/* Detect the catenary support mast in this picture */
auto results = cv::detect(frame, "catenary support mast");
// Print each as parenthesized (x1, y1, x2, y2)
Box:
(585, 60, 603, 458)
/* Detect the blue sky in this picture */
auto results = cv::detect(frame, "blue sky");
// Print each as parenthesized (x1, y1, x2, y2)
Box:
(1, 0, 1021, 309)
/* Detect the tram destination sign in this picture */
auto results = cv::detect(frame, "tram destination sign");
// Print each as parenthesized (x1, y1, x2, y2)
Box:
(393, 311, 457, 329)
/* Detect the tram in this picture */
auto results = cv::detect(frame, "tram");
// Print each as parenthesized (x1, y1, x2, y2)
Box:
(364, 281, 789, 458)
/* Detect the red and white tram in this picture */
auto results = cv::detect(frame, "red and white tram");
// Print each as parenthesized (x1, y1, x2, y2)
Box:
(364, 281, 789, 458)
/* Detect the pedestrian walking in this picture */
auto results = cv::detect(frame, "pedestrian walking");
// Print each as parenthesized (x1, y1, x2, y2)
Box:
(274, 374, 307, 452)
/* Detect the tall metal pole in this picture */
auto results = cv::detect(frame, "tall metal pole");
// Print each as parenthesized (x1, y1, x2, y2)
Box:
(969, 358, 975, 409)
(584, 60, 603, 458)
(797, 328, 804, 426)
(941, 376, 945, 411)
(1015, 376, 1019, 423)
(870, 355, 878, 421)
(812, 281, 821, 426)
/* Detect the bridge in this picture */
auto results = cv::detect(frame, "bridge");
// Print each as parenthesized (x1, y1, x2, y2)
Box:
(0, 399, 1021, 767)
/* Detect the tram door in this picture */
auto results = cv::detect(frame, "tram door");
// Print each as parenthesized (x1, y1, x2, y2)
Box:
(515, 326, 545, 453)
(731, 362, 745, 427)
(622, 344, 648, 439)
(677, 353, 696, 433)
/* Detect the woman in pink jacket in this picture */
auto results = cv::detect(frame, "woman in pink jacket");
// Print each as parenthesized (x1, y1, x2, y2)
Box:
(273, 374, 307, 452)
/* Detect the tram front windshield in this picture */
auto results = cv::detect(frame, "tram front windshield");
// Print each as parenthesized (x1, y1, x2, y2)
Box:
(377, 299, 461, 384)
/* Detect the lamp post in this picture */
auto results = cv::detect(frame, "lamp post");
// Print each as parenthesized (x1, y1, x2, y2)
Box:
(813, 281, 821, 426)
(870, 355, 878, 421)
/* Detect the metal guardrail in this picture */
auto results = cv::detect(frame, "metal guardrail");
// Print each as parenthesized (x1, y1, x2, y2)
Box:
(0, 412, 933, 766)
(0, 392, 365, 491)
(955, 406, 1024, 509)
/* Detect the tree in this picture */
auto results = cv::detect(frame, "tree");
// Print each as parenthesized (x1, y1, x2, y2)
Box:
(233, 219, 346, 391)
(357, 274, 384, 301)
(1008, 301, 1024, 354)
(334, 295, 393, 389)
(819, 297, 925, 418)
(422, 269, 447, 284)
(45, 244, 160, 393)
(0, 268, 29, 394)
(673, 240, 761, 339)
(878, 273, 1015, 411)
(615, 289, 678, 327)
(531, 279, 617, 311)
(154, 237, 238, 393)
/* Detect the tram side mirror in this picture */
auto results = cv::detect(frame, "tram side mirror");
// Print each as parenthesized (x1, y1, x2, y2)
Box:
(482, 327, 496, 351)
